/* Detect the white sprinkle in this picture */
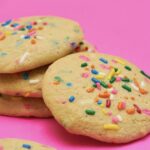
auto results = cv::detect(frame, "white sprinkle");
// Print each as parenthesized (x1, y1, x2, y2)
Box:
(141, 81, 145, 87)
(19, 52, 29, 64)
(116, 115, 123, 122)
(36, 35, 44, 40)
(110, 94, 114, 100)
(20, 35, 25, 39)
(130, 83, 139, 91)
(29, 79, 40, 84)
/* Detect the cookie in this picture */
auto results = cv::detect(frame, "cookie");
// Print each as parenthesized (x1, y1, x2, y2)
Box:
(42, 52, 150, 143)
(0, 41, 95, 97)
(0, 95, 51, 117)
(0, 138, 55, 150)
(0, 16, 83, 73)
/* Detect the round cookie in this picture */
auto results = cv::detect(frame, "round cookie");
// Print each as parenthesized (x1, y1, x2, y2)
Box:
(0, 95, 51, 117)
(43, 52, 150, 143)
(0, 138, 55, 150)
(0, 16, 83, 73)
(0, 41, 95, 98)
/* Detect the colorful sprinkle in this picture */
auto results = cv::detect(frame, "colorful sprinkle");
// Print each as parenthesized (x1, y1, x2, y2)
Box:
(114, 58, 126, 65)
(97, 100, 102, 105)
(122, 77, 130, 82)
(103, 124, 120, 130)
(66, 82, 72, 87)
(29, 79, 40, 84)
(109, 76, 116, 83)
(125, 66, 132, 71)
(81, 62, 88, 67)
(91, 77, 100, 84)
(0, 33, 5, 41)
(126, 108, 135, 114)
(86, 87, 95, 93)
(54, 76, 63, 82)
(111, 89, 118, 95)
(140, 70, 150, 79)
(19, 52, 29, 64)
(117, 101, 126, 110)
(22, 72, 29, 80)
(79, 55, 90, 61)
(96, 82, 101, 90)
(122, 84, 132, 92)
(107, 68, 115, 80)
(100, 81, 108, 88)
(1, 19, 12, 26)
(106, 99, 111, 108)
(85, 109, 96, 115)
(99, 58, 108, 64)
(95, 74, 105, 79)
(133, 104, 142, 114)
(82, 73, 89, 78)
(91, 69, 99, 74)
(22, 144, 31, 149)
(69, 96, 75, 102)
(99, 92, 110, 98)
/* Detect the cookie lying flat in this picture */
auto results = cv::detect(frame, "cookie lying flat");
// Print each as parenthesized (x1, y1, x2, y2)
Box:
(0, 41, 95, 98)
(43, 52, 150, 143)
(0, 138, 55, 150)
(0, 16, 83, 73)
(0, 95, 51, 117)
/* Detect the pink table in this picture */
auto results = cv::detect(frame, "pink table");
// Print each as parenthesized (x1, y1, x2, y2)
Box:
(0, 0, 150, 149)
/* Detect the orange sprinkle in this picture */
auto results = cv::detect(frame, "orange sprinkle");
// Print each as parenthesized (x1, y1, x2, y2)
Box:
(117, 102, 126, 110)
(126, 108, 135, 114)
(53, 81, 60, 85)
(133, 78, 140, 88)
(139, 88, 148, 95)
(31, 39, 36, 44)
(107, 83, 112, 88)
(38, 26, 43, 30)
(0, 33, 5, 41)
(84, 67, 89, 71)
(131, 97, 135, 100)
(86, 87, 95, 93)
(94, 97, 99, 102)
(91, 64, 95, 69)
(99, 92, 110, 98)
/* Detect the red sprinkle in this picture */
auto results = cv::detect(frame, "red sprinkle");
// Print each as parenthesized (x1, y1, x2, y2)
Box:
(133, 104, 142, 113)
(106, 99, 111, 108)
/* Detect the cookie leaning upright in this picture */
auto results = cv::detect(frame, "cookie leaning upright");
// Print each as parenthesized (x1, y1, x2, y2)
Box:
(0, 16, 84, 73)
(42, 52, 150, 143)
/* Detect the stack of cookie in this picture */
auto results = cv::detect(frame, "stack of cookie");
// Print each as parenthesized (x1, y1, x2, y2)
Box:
(0, 16, 95, 118)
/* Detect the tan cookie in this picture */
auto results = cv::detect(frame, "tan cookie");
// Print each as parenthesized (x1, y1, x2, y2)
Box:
(0, 16, 83, 73)
(0, 41, 95, 97)
(0, 138, 55, 150)
(43, 52, 150, 143)
(0, 95, 51, 117)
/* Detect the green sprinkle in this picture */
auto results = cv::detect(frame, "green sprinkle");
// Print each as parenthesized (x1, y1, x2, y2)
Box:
(85, 109, 96, 115)
(93, 84, 97, 88)
(54, 76, 63, 82)
(140, 70, 150, 79)
(81, 62, 88, 67)
(122, 78, 130, 82)
(100, 81, 108, 88)
(122, 84, 132, 92)
(125, 66, 132, 71)
(114, 68, 118, 72)
(110, 76, 116, 83)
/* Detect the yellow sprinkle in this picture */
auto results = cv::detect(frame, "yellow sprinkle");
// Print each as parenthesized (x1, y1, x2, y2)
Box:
(95, 74, 105, 79)
(115, 69, 121, 75)
(100, 104, 104, 108)
(107, 68, 115, 80)
(4, 31, 12, 35)
(103, 124, 120, 130)
(102, 109, 107, 114)
(114, 58, 126, 65)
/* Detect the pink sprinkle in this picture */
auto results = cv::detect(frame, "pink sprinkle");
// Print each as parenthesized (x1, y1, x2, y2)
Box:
(79, 55, 90, 62)
(82, 73, 89, 78)
(96, 82, 101, 90)
(99, 64, 111, 70)
(108, 111, 112, 116)
(111, 89, 118, 95)
(116, 77, 122, 82)
(142, 109, 150, 116)
(14, 25, 24, 30)
(112, 116, 119, 124)
(112, 59, 117, 63)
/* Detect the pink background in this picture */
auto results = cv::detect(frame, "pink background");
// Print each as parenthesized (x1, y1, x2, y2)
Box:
(0, 0, 150, 149)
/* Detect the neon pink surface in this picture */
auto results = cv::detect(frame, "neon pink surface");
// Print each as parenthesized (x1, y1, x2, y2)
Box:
(0, 0, 150, 149)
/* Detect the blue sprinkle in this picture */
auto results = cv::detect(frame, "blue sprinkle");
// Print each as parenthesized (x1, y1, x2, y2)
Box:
(91, 77, 100, 84)
(24, 35, 30, 39)
(69, 96, 75, 102)
(66, 82, 72, 87)
(97, 100, 102, 105)
(91, 69, 99, 74)
(1, 20, 12, 26)
(22, 144, 31, 149)
(22, 72, 29, 80)
(11, 23, 19, 27)
(99, 58, 108, 64)
(26, 25, 32, 30)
